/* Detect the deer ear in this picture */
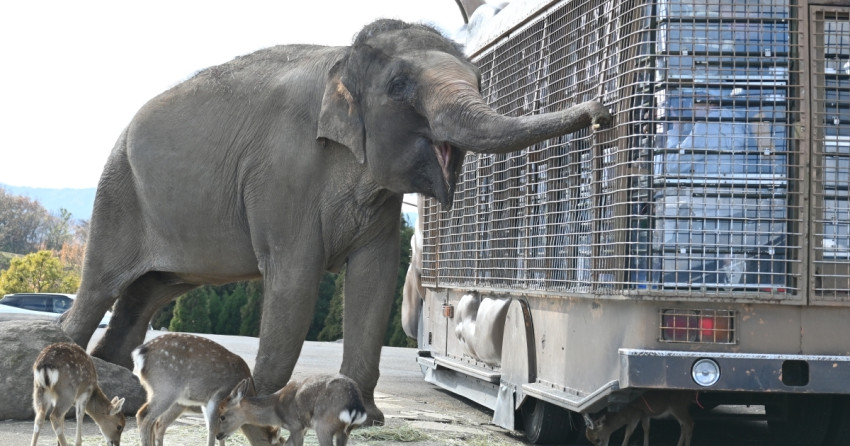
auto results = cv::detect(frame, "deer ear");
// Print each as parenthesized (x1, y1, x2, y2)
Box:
(317, 58, 365, 164)
(583, 413, 596, 429)
(229, 378, 249, 404)
(110, 397, 125, 415)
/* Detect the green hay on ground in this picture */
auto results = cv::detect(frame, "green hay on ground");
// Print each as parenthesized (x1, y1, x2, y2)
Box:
(351, 424, 430, 442)
(443, 432, 521, 446)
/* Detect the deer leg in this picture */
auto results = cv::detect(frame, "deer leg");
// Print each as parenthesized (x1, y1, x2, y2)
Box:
(641, 416, 651, 446)
(74, 397, 87, 446)
(200, 400, 222, 446)
(152, 403, 187, 446)
(314, 425, 335, 446)
(136, 402, 151, 446)
(48, 404, 71, 446)
(284, 428, 307, 446)
(136, 402, 155, 446)
(334, 430, 349, 446)
(138, 398, 176, 446)
(30, 388, 48, 446)
(673, 411, 695, 446)
(621, 419, 640, 446)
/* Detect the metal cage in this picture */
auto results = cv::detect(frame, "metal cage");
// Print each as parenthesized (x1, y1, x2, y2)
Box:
(421, 0, 850, 303)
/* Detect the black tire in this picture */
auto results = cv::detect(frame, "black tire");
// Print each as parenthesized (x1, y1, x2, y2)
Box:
(766, 394, 834, 446)
(823, 395, 850, 446)
(520, 398, 582, 445)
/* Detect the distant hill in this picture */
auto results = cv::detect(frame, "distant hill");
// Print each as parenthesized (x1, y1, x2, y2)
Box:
(0, 184, 96, 221)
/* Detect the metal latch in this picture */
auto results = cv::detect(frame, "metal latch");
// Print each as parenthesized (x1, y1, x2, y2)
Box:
(442, 304, 454, 318)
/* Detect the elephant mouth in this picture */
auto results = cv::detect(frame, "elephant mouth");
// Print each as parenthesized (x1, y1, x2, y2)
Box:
(434, 141, 454, 188)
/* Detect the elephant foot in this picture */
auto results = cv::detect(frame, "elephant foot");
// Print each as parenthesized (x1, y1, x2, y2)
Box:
(364, 399, 386, 426)
(91, 336, 134, 370)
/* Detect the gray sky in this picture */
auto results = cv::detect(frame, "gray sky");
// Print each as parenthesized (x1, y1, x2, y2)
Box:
(0, 1, 464, 190)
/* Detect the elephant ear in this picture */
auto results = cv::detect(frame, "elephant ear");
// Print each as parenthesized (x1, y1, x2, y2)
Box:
(317, 59, 366, 164)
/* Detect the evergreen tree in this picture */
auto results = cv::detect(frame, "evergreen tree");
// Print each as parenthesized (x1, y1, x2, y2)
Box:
(217, 285, 248, 335)
(207, 289, 223, 334)
(151, 301, 175, 330)
(169, 290, 211, 333)
(239, 281, 263, 336)
(307, 272, 337, 340)
(318, 270, 345, 341)
(0, 250, 79, 294)
(385, 217, 416, 347)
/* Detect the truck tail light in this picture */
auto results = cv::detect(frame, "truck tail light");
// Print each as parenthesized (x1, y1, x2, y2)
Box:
(661, 310, 698, 342)
(661, 309, 735, 344)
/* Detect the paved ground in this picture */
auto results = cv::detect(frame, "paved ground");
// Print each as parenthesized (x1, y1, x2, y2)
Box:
(4, 329, 776, 445)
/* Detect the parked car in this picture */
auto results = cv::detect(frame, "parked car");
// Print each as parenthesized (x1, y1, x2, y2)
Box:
(0, 293, 110, 327)
(0, 303, 58, 323)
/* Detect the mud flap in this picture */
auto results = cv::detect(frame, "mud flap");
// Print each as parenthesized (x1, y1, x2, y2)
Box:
(493, 383, 516, 430)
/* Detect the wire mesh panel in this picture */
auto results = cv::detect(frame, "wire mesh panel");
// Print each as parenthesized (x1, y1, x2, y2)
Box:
(810, 7, 850, 303)
(418, 0, 840, 301)
(649, 0, 800, 295)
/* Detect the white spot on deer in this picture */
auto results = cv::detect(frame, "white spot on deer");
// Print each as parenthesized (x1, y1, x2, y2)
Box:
(131, 349, 145, 377)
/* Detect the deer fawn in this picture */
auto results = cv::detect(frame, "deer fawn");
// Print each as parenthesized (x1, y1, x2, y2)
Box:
(31, 342, 126, 446)
(132, 333, 277, 446)
(216, 373, 368, 446)
(583, 390, 696, 446)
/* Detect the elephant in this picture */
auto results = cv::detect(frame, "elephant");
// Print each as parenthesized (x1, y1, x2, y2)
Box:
(59, 18, 611, 441)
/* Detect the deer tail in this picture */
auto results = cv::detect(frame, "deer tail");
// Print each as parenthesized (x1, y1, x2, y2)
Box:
(34, 366, 59, 390)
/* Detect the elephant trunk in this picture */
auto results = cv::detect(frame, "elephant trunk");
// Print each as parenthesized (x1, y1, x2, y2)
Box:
(424, 79, 611, 154)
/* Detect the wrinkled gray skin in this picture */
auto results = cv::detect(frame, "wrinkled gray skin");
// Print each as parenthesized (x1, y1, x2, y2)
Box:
(60, 19, 611, 438)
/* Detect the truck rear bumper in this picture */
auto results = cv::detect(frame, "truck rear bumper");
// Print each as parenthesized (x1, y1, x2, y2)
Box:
(620, 348, 850, 394)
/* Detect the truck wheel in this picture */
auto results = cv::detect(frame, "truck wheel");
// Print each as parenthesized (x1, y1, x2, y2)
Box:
(520, 398, 580, 444)
(766, 394, 833, 446)
(823, 396, 850, 446)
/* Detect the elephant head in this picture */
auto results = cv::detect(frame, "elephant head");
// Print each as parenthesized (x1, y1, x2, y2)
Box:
(318, 19, 611, 205)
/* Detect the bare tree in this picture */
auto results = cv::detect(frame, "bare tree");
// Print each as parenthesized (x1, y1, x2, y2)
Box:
(0, 187, 48, 254)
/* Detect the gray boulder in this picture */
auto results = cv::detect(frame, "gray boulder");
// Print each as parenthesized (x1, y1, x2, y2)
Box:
(0, 320, 145, 420)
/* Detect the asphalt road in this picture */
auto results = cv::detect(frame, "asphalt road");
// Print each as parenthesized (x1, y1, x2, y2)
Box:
(4, 329, 776, 445)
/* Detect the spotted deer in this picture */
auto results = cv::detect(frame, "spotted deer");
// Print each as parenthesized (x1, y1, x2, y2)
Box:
(216, 374, 368, 446)
(131, 333, 278, 446)
(31, 342, 126, 446)
(583, 390, 696, 446)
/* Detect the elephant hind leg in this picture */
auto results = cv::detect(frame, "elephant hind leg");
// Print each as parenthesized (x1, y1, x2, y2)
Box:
(91, 272, 196, 368)
(61, 144, 149, 348)
(60, 268, 142, 349)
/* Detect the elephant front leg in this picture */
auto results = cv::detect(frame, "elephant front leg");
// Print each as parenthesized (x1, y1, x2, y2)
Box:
(339, 237, 399, 426)
(252, 253, 325, 393)
(242, 257, 323, 446)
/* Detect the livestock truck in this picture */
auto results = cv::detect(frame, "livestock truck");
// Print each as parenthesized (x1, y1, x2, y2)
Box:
(403, 0, 850, 444)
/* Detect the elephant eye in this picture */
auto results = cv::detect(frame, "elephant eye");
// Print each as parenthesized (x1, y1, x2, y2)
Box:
(220, 415, 226, 421)
(388, 76, 411, 101)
